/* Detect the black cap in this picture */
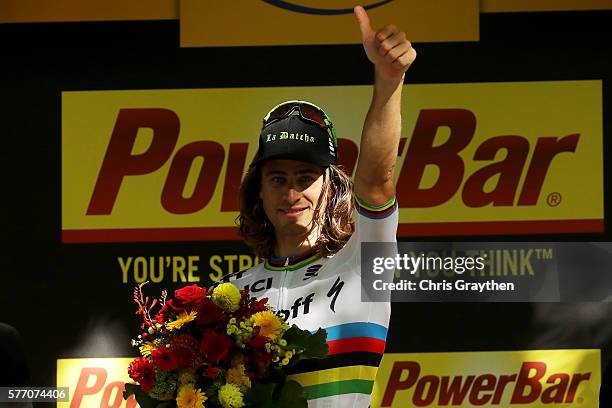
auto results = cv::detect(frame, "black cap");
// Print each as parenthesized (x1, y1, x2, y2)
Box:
(251, 115, 337, 167)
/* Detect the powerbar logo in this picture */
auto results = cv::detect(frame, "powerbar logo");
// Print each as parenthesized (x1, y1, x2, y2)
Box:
(85, 108, 579, 215)
(63, 83, 603, 241)
(57, 359, 136, 408)
(70, 367, 136, 408)
(381, 361, 592, 406)
(397, 109, 578, 208)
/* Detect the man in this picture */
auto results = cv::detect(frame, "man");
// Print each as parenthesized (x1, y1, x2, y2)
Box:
(220, 6, 415, 407)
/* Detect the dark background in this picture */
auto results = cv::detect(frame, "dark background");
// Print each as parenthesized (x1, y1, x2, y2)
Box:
(1, 9, 611, 403)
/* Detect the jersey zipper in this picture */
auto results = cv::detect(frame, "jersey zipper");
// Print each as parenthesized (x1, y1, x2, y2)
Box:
(277, 257, 290, 311)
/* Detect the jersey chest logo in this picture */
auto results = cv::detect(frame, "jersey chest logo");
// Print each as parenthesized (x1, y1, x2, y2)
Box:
(303, 264, 323, 281)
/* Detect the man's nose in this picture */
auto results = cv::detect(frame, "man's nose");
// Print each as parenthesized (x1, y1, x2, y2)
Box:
(284, 185, 301, 202)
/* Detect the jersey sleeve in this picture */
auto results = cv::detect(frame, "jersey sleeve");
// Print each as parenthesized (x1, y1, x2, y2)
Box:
(349, 195, 398, 303)
(353, 195, 399, 243)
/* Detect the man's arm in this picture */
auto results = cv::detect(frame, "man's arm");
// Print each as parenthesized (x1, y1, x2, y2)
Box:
(353, 5, 416, 206)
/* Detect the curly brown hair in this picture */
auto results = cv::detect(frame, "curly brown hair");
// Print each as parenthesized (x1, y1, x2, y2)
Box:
(238, 162, 354, 259)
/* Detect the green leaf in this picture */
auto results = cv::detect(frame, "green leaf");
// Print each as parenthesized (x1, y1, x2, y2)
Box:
(305, 328, 329, 359)
(275, 380, 308, 408)
(123, 383, 139, 400)
(266, 365, 288, 385)
(283, 326, 329, 360)
(283, 325, 309, 349)
(122, 383, 163, 408)
(123, 383, 140, 400)
(244, 382, 276, 407)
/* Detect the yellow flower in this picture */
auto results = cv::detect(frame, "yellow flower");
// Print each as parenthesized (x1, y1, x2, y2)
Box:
(139, 342, 155, 357)
(178, 368, 196, 385)
(218, 383, 244, 408)
(176, 384, 207, 408)
(212, 283, 241, 312)
(227, 364, 252, 392)
(250, 311, 283, 340)
(166, 310, 197, 331)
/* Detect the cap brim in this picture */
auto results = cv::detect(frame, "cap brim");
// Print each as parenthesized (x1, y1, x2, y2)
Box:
(250, 152, 332, 168)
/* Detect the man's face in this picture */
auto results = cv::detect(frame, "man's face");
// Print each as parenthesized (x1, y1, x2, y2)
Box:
(259, 159, 326, 237)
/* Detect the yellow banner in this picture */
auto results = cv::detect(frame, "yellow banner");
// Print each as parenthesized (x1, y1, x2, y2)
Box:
(3, 1, 610, 25)
(180, 0, 480, 47)
(57, 358, 136, 408)
(371, 350, 601, 407)
(58, 351, 600, 407)
(482, 0, 612, 13)
(0, 0, 177, 23)
(62, 80, 603, 242)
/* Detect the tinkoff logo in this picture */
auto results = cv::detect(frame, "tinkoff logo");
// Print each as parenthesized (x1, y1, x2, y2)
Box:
(260, 0, 393, 15)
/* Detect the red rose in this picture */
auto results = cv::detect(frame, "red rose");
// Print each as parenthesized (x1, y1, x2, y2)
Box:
(128, 358, 156, 392)
(151, 345, 178, 372)
(170, 285, 207, 312)
(200, 330, 233, 364)
(195, 298, 224, 326)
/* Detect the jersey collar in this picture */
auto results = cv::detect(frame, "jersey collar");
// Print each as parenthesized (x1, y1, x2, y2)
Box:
(265, 247, 321, 271)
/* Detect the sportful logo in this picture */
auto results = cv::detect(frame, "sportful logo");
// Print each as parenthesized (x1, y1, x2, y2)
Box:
(304, 264, 323, 281)
(260, 0, 393, 15)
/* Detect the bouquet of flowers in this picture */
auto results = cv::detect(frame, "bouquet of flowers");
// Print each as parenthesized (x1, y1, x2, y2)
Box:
(123, 282, 328, 408)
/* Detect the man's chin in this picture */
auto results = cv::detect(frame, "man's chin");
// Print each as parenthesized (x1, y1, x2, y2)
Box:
(276, 220, 313, 237)
(281, 223, 310, 235)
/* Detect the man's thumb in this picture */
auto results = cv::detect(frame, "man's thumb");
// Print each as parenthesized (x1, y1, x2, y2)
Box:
(354, 5, 373, 40)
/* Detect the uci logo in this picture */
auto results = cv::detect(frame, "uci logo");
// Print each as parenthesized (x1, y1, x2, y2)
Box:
(260, 0, 393, 15)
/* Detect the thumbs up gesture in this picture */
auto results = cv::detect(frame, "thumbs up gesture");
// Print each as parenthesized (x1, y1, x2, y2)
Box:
(354, 5, 416, 80)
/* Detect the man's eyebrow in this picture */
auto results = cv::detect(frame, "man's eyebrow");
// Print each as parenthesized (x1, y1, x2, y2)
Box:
(263, 168, 320, 176)
(262, 170, 287, 177)
(295, 168, 321, 175)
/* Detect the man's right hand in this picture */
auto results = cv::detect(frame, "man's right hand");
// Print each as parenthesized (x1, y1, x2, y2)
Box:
(354, 5, 416, 82)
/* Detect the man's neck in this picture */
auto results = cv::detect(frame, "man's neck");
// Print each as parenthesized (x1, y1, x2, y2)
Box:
(274, 227, 321, 258)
